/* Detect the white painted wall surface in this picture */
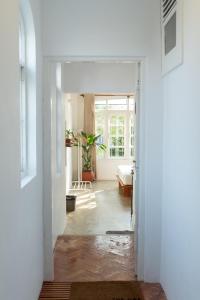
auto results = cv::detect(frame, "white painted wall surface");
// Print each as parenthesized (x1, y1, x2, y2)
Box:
(42, 0, 162, 281)
(97, 159, 131, 181)
(161, 1, 200, 299)
(62, 63, 137, 93)
(64, 95, 73, 191)
(43, 62, 67, 280)
(0, 0, 43, 299)
(67, 94, 84, 181)
(51, 64, 66, 248)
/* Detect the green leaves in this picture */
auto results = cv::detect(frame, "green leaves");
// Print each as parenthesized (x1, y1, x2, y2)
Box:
(68, 131, 106, 171)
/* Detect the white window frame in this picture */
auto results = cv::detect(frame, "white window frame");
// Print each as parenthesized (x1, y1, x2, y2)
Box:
(107, 111, 127, 159)
(19, 15, 28, 179)
(95, 96, 135, 160)
(19, 4, 37, 188)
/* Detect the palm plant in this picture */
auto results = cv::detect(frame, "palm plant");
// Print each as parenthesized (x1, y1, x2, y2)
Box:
(80, 131, 106, 171)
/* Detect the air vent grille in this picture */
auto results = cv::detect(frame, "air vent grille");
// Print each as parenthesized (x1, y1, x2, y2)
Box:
(162, 0, 177, 22)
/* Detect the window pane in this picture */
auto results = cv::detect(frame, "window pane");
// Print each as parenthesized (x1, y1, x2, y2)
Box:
(118, 115, 125, 125)
(110, 115, 117, 125)
(117, 137, 124, 146)
(118, 148, 124, 157)
(95, 100, 107, 110)
(131, 148, 134, 157)
(110, 126, 117, 135)
(96, 127, 103, 136)
(130, 115, 135, 157)
(131, 137, 134, 146)
(95, 112, 105, 159)
(110, 147, 125, 158)
(118, 126, 124, 136)
(108, 98, 127, 110)
(19, 18, 27, 177)
(110, 137, 117, 146)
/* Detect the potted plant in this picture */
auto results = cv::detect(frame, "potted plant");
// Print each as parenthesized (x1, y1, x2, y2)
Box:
(80, 131, 106, 181)
(65, 129, 74, 147)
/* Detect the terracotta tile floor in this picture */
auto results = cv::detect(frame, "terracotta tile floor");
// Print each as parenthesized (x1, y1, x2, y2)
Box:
(140, 282, 167, 300)
(54, 234, 136, 282)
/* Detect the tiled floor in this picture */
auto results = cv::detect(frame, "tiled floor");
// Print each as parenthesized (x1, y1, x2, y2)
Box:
(50, 181, 167, 299)
(54, 234, 136, 282)
(140, 282, 167, 300)
(64, 180, 132, 235)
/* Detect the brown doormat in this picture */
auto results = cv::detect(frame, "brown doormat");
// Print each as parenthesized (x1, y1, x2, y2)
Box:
(70, 281, 144, 300)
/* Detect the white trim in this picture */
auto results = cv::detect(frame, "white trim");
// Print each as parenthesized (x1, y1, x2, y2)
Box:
(43, 56, 146, 281)
(20, 0, 37, 187)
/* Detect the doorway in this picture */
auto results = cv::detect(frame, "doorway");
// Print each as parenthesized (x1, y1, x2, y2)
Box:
(43, 57, 144, 282)
(64, 93, 136, 236)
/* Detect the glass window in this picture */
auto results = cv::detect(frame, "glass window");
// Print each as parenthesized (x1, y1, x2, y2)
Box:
(95, 96, 135, 160)
(95, 112, 106, 158)
(109, 115, 125, 158)
(95, 100, 107, 111)
(107, 98, 127, 110)
(130, 116, 135, 157)
(19, 17, 27, 178)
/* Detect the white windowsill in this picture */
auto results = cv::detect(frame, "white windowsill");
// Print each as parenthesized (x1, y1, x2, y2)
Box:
(21, 174, 35, 189)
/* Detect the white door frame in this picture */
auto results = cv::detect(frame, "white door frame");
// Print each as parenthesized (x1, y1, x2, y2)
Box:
(43, 56, 146, 281)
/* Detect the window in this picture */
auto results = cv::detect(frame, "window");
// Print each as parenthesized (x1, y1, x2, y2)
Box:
(19, 16, 27, 178)
(130, 116, 135, 158)
(109, 115, 125, 158)
(95, 96, 135, 160)
(95, 112, 105, 158)
(19, 5, 36, 187)
(56, 64, 62, 175)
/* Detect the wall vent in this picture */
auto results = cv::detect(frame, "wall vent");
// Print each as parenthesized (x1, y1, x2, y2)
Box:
(162, 0, 177, 22)
(161, 0, 183, 75)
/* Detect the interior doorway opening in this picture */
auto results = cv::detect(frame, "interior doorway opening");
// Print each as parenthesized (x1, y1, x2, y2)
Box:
(43, 59, 143, 282)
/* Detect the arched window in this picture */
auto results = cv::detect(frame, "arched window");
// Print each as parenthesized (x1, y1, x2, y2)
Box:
(19, 1, 36, 186)
(19, 15, 27, 177)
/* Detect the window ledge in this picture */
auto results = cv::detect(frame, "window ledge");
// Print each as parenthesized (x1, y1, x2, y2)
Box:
(21, 174, 35, 189)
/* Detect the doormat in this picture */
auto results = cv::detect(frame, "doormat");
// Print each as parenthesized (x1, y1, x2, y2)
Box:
(70, 281, 143, 300)
(106, 230, 134, 234)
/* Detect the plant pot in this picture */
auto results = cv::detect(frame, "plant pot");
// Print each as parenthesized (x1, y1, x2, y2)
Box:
(65, 138, 73, 147)
(82, 170, 95, 182)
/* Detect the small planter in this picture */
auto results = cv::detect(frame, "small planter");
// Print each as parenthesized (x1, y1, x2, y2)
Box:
(65, 138, 73, 147)
(82, 171, 95, 182)
(66, 195, 77, 212)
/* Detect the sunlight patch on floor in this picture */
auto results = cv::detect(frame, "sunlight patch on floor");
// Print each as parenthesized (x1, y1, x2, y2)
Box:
(64, 180, 132, 235)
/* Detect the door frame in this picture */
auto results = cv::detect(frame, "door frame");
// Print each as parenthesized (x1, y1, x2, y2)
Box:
(43, 56, 146, 281)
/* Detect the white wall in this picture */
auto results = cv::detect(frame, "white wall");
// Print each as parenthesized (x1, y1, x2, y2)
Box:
(64, 95, 73, 191)
(0, 0, 43, 299)
(51, 64, 66, 248)
(97, 160, 131, 181)
(43, 62, 66, 280)
(161, 1, 200, 299)
(62, 63, 138, 93)
(42, 0, 162, 281)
